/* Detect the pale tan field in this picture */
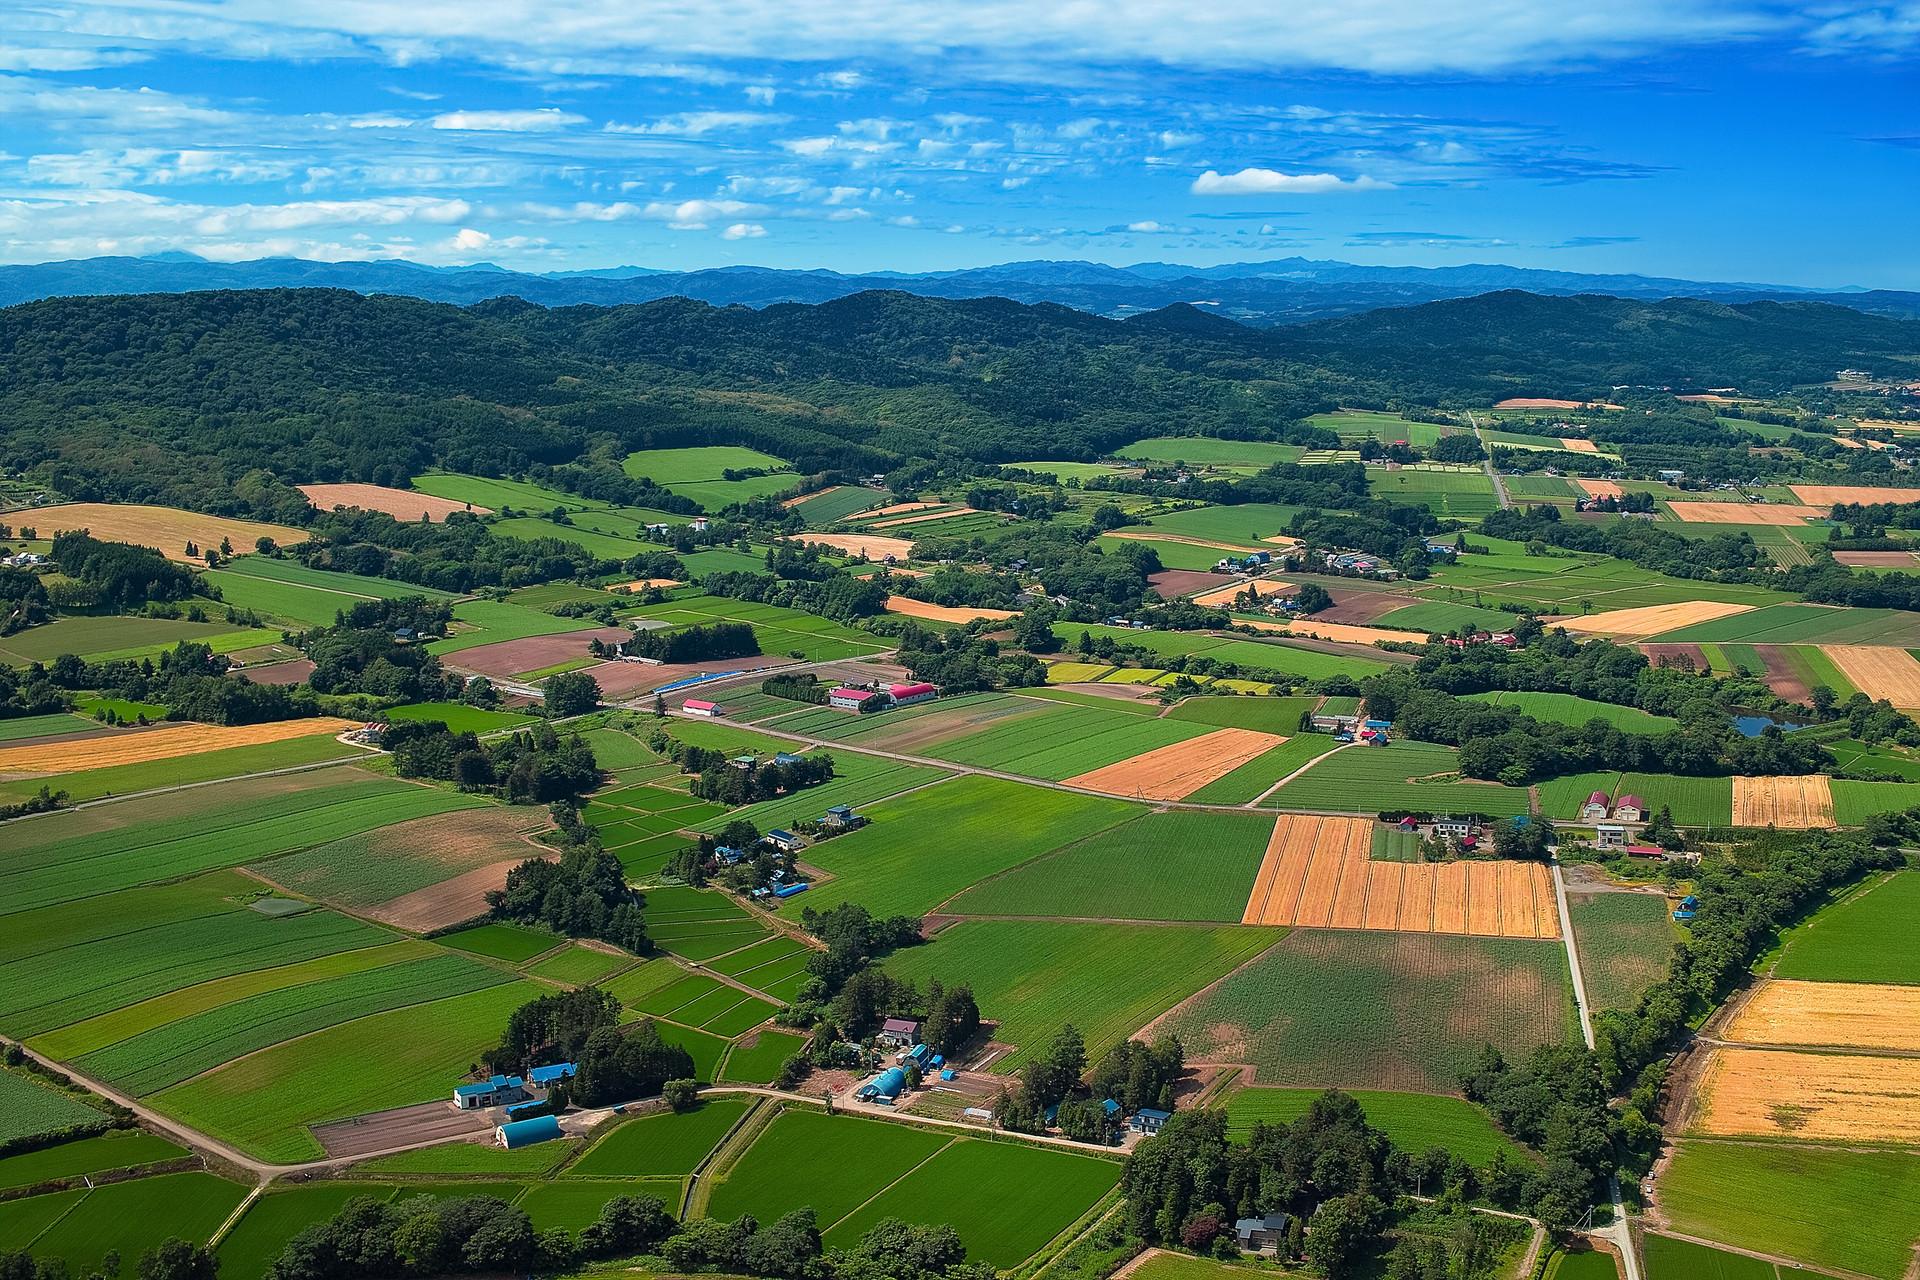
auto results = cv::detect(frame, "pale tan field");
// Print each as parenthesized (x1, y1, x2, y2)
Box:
(24, 503, 309, 563)
(1560, 437, 1600, 453)
(1065, 727, 1283, 801)
(1239, 814, 1556, 939)
(1694, 1047, 1920, 1145)
(1496, 398, 1584, 409)
(861, 500, 945, 519)
(299, 483, 486, 522)
(1790, 484, 1920, 507)
(1190, 579, 1295, 609)
(1822, 644, 1920, 708)
(800, 532, 915, 560)
(1830, 436, 1865, 450)
(1241, 619, 1424, 646)
(1551, 601, 1754, 638)
(1103, 530, 1265, 554)
(1726, 979, 1920, 1053)
(868, 506, 992, 529)
(1573, 479, 1625, 499)
(1833, 550, 1920, 567)
(611, 578, 682, 591)
(1665, 501, 1826, 526)
(1731, 775, 1834, 828)
(884, 595, 1018, 624)
(0, 716, 359, 774)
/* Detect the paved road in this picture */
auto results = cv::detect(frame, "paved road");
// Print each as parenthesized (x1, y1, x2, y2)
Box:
(1467, 410, 1513, 510)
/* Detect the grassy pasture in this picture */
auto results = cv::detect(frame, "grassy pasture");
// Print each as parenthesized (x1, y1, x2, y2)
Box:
(256, 806, 548, 911)
(383, 701, 538, 733)
(789, 776, 1142, 919)
(921, 698, 1213, 780)
(0, 615, 265, 666)
(1568, 892, 1678, 1013)
(792, 486, 886, 523)
(883, 919, 1279, 1068)
(0, 1069, 103, 1145)
(1141, 503, 1307, 545)
(641, 885, 772, 961)
(203, 567, 384, 627)
(0, 713, 101, 743)
(437, 922, 560, 963)
(624, 445, 790, 483)
(619, 594, 888, 662)
(1830, 778, 1920, 825)
(429, 599, 598, 655)
(1368, 468, 1500, 518)
(719, 1029, 809, 1083)
(526, 945, 629, 986)
(706, 1107, 950, 1228)
(1053, 624, 1393, 681)
(1773, 869, 1920, 984)
(1538, 770, 1731, 826)
(1262, 741, 1531, 817)
(945, 809, 1270, 923)
(1163, 695, 1317, 732)
(571, 1097, 753, 1177)
(153, 981, 542, 1162)
(518, 1180, 684, 1231)
(26, 1172, 250, 1277)
(1373, 601, 1518, 633)
(1222, 1087, 1525, 1165)
(1155, 930, 1575, 1094)
(1649, 603, 1920, 646)
(0, 1131, 185, 1191)
(1115, 437, 1303, 471)
(687, 754, 950, 837)
(217, 555, 455, 599)
(218, 1184, 397, 1280)
(1461, 691, 1678, 734)
(1657, 1139, 1920, 1279)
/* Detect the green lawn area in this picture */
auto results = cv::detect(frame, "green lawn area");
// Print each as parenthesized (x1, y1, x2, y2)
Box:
(1139, 503, 1307, 547)
(1657, 1139, 1920, 1278)
(883, 919, 1280, 1069)
(1114, 438, 1304, 471)
(1368, 469, 1500, 518)
(0, 615, 264, 666)
(945, 809, 1271, 923)
(1772, 869, 1920, 984)
(1222, 1087, 1525, 1166)
(1052, 624, 1393, 682)
(383, 701, 538, 734)
(570, 1097, 753, 1177)
(428, 599, 598, 656)
(788, 776, 1144, 919)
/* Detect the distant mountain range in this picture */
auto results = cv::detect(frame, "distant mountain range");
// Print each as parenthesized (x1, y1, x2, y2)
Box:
(5, 253, 1920, 325)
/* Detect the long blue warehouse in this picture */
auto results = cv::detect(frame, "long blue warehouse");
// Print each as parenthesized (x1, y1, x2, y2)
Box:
(497, 1114, 563, 1148)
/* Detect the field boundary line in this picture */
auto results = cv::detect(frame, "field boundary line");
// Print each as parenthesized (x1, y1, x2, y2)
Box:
(0, 755, 383, 826)
(209, 1183, 264, 1248)
(1244, 741, 1355, 807)
(1644, 1229, 1874, 1280)
(815, 1133, 960, 1233)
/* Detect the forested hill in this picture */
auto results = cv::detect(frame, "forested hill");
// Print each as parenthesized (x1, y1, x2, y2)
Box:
(0, 286, 1913, 516)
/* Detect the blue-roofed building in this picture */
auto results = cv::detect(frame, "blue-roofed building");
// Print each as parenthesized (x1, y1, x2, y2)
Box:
(529, 1062, 576, 1087)
(823, 804, 866, 831)
(716, 845, 745, 865)
(773, 752, 805, 765)
(773, 882, 810, 898)
(767, 829, 803, 852)
(453, 1074, 526, 1110)
(856, 1067, 908, 1101)
(1131, 1107, 1172, 1134)
(1102, 1098, 1121, 1118)
(497, 1114, 563, 1148)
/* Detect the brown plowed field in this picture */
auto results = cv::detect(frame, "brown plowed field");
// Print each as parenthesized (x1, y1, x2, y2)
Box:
(299, 483, 485, 522)
(868, 506, 994, 530)
(1790, 484, 1920, 507)
(445, 627, 632, 678)
(365, 857, 549, 932)
(1665, 501, 1825, 526)
(862, 698, 1049, 755)
(800, 532, 915, 560)
(884, 595, 1018, 623)
(1725, 979, 1920, 1052)
(1833, 550, 1920, 567)
(233, 658, 318, 687)
(1150, 570, 1238, 599)
(1190, 580, 1294, 609)
(591, 653, 795, 698)
(1694, 1047, 1920, 1145)
(1639, 642, 1711, 672)
(1239, 814, 1555, 938)
(1316, 589, 1412, 624)
(1573, 479, 1625, 499)
(861, 500, 945, 519)
(1552, 601, 1754, 638)
(1560, 438, 1600, 453)
(24, 503, 309, 563)
(1066, 726, 1284, 801)
(1822, 644, 1920, 709)
(0, 715, 358, 774)
(1496, 398, 1585, 409)
(1103, 530, 1260, 554)
(1749, 645, 1809, 701)
(1731, 775, 1834, 828)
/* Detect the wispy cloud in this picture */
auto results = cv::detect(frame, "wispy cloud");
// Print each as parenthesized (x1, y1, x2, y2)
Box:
(430, 108, 586, 132)
(1192, 167, 1390, 194)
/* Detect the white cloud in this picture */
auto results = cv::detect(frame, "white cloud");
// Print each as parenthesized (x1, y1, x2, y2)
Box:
(720, 221, 767, 239)
(450, 227, 491, 250)
(430, 108, 586, 131)
(641, 197, 766, 228)
(604, 110, 790, 135)
(1191, 166, 1392, 194)
(1126, 220, 1168, 232)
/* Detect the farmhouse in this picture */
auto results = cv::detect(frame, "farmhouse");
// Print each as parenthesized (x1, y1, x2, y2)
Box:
(1432, 818, 1476, 840)
(497, 1114, 563, 1148)
(1234, 1213, 1293, 1254)
(453, 1074, 526, 1110)
(877, 1017, 922, 1049)
(888, 681, 938, 707)
(1595, 823, 1628, 850)
(823, 804, 867, 831)
(1612, 794, 1647, 822)
(682, 698, 723, 717)
(1311, 712, 1360, 733)
(528, 1062, 576, 1088)
(829, 686, 884, 710)
(766, 828, 804, 853)
(1581, 791, 1611, 820)
(1131, 1107, 1172, 1135)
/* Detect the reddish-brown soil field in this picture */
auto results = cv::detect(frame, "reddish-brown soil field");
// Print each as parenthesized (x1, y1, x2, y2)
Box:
(591, 654, 797, 698)
(1751, 645, 1810, 701)
(443, 628, 632, 678)
(1316, 589, 1413, 624)
(1149, 570, 1237, 599)
(1833, 550, 1920, 567)
(364, 857, 551, 932)
(1639, 642, 1711, 672)
(232, 658, 317, 686)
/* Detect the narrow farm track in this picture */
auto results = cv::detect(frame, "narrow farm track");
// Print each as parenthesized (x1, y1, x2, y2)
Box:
(1468, 411, 1513, 510)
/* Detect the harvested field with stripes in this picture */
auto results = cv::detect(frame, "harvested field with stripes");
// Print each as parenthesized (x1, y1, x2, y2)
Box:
(1560, 437, 1599, 452)
(1573, 479, 1624, 498)
(1241, 619, 1423, 646)
(1102, 530, 1261, 554)
(1552, 600, 1753, 637)
(298, 483, 485, 522)
(799, 532, 914, 560)
(1063, 727, 1284, 801)
(1693, 1047, 1920, 1145)
(1790, 484, 1920, 507)
(1725, 979, 1920, 1053)
(0, 716, 359, 775)
(883, 596, 1017, 623)
(1190, 580, 1294, 609)
(866, 505, 990, 529)
(1730, 775, 1833, 828)
(1240, 814, 1558, 939)
(1821, 644, 1920, 708)
(24, 503, 309, 563)
(1665, 501, 1825, 525)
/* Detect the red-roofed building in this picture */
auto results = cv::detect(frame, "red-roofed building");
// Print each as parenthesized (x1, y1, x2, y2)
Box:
(682, 698, 722, 717)
(829, 686, 883, 710)
(1613, 794, 1648, 822)
(888, 681, 937, 706)
(1581, 791, 1611, 820)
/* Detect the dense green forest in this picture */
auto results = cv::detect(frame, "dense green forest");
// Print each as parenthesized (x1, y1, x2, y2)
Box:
(0, 287, 1914, 516)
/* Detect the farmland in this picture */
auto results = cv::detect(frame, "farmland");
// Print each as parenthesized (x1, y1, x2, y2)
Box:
(1051, 623, 1395, 680)
(1154, 930, 1576, 1093)
(1222, 1087, 1526, 1165)
(1773, 870, 1920, 983)
(1260, 741, 1532, 817)
(0, 1068, 103, 1145)
(1568, 892, 1677, 1013)
(17, 1172, 250, 1277)
(883, 919, 1280, 1067)
(572, 1097, 753, 1176)
(20, 503, 307, 563)
(1460, 691, 1678, 734)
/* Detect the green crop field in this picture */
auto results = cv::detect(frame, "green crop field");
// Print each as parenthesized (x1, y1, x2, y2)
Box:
(639, 885, 772, 961)
(1156, 930, 1575, 1094)
(1657, 1139, 1920, 1279)
(1052, 624, 1393, 682)
(217, 555, 455, 600)
(0, 615, 259, 666)
(75, 951, 509, 1095)
(787, 776, 1142, 919)
(357, 1141, 577, 1176)
(792, 486, 886, 523)
(618, 594, 889, 662)
(0, 1131, 184, 1191)
(218, 1184, 398, 1280)
(1369, 469, 1500, 518)
(688, 754, 950, 837)
(152, 981, 541, 1162)
(1141, 502, 1308, 545)
(918, 699, 1212, 780)
(883, 919, 1279, 1068)
(1129, 1254, 1273, 1280)
(427, 599, 599, 656)
(571, 1097, 753, 1177)
(0, 713, 101, 743)
(0, 731, 370, 808)
(1115, 437, 1304, 471)
(526, 945, 629, 985)
(1222, 1087, 1525, 1165)
(1261, 741, 1531, 817)
(1462, 691, 1678, 734)
(1831, 778, 1920, 825)
(1648, 603, 1920, 646)
(1773, 870, 1920, 983)
(202, 567, 388, 627)
(437, 921, 561, 963)
(1177, 736, 1345, 805)
(1641, 1234, 1774, 1280)
(519, 1180, 684, 1232)
(25, 1172, 251, 1278)
(946, 810, 1271, 922)
(0, 1187, 88, 1252)
(0, 1069, 104, 1144)
(624, 445, 791, 483)
(706, 1107, 951, 1228)
(1004, 460, 1136, 482)
(1373, 601, 1518, 634)
(719, 1028, 809, 1083)
(1540, 1244, 1622, 1280)
(820, 1138, 1119, 1268)
(1501, 475, 1578, 498)
(1568, 892, 1677, 1013)
(383, 701, 537, 733)
(1163, 695, 1317, 732)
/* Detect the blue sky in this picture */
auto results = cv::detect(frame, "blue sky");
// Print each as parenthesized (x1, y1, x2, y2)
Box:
(2, 1, 1917, 286)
